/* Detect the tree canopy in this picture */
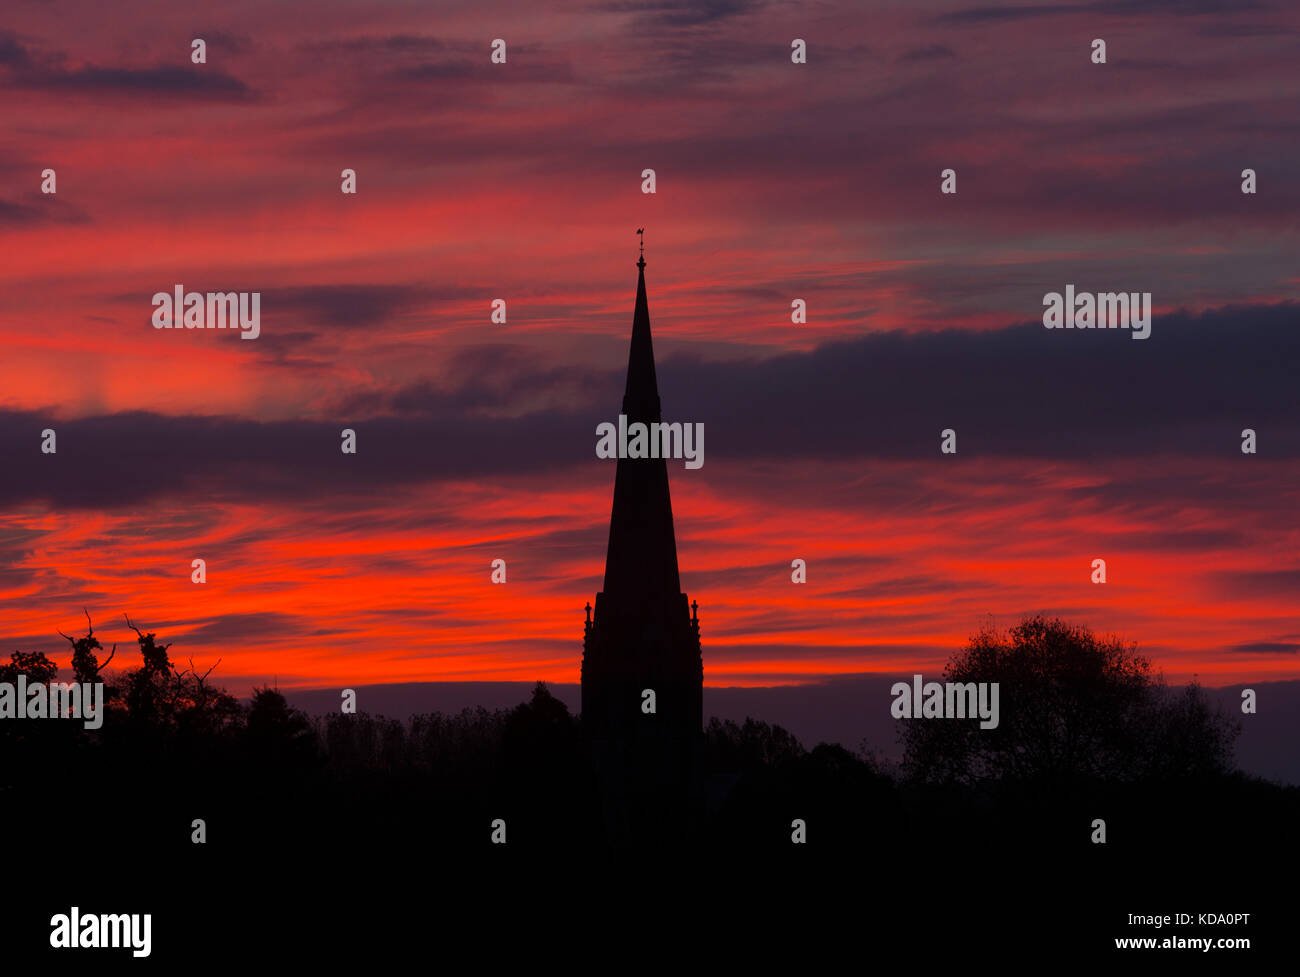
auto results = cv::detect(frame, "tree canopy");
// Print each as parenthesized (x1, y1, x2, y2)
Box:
(901, 615, 1239, 789)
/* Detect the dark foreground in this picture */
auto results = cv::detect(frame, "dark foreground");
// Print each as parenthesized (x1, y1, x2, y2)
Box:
(9, 738, 1294, 968)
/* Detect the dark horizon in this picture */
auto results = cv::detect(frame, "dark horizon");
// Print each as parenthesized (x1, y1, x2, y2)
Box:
(280, 674, 1300, 787)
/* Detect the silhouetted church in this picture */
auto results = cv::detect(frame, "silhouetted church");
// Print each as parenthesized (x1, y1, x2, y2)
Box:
(582, 243, 703, 829)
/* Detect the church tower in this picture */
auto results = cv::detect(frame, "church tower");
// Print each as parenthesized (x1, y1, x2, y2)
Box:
(582, 239, 703, 804)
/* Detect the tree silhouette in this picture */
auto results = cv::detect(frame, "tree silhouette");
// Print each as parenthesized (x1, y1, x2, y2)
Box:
(57, 609, 115, 685)
(502, 681, 582, 816)
(1146, 679, 1241, 780)
(504, 681, 577, 769)
(10, 603, 1282, 876)
(0, 650, 59, 685)
(705, 717, 806, 771)
(122, 614, 174, 722)
(901, 616, 1239, 789)
(245, 686, 317, 770)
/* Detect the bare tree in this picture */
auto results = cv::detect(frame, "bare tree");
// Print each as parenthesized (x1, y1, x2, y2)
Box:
(57, 608, 115, 685)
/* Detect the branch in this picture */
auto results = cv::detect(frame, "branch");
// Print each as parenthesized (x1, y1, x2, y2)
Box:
(187, 656, 221, 686)
(96, 643, 115, 673)
(82, 607, 94, 637)
(123, 613, 144, 639)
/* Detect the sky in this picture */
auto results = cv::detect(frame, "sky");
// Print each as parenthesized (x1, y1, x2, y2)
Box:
(1, 0, 1297, 693)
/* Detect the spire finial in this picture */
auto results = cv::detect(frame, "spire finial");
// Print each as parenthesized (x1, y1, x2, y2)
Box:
(636, 227, 645, 268)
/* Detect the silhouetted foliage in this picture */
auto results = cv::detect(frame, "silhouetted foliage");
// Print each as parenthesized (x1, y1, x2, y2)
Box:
(122, 614, 175, 723)
(58, 609, 115, 685)
(901, 616, 1240, 790)
(245, 686, 317, 769)
(0, 650, 75, 764)
(0, 650, 59, 685)
(504, 681, 579, 773)
(1147, 680, 1240, 779)
(3, 608, 1289, 884)
(705, 716, 805, 770)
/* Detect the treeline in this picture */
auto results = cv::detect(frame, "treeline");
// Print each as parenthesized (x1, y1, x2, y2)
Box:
(3, 614, 1297, 866)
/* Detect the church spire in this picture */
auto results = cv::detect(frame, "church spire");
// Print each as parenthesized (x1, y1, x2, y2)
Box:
(621, 234, 660, 424)
(581, 240, 703, 811)
(600, 235, 681, 602)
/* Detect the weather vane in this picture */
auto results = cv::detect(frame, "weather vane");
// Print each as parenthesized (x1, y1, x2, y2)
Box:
(637, 227, 645, 257)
